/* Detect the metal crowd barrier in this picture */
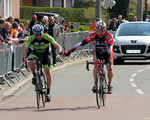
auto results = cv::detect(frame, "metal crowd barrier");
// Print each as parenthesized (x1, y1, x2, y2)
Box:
(0, 31, 93, 90)
(0, 43, 28, 89)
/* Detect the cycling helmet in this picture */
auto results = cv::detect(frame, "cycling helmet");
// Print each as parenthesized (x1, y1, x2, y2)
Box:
(95, 20, 106, 30)
(32, 24, 44, 35)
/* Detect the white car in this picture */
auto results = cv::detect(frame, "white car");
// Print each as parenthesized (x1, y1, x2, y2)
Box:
(113, 22, 150, 64)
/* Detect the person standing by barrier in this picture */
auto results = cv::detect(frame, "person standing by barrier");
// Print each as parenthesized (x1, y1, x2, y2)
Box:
(45, 16, 60, 67)
(23, 24, 62, 102)
(7, 16, 14, 25)
(29, 15, 37, 35)
(116, 15, 123, 28)
(14, 18, 24, 39)
(62, 20, 114, 94)
(1, 22, 13, 45)
(60, 20, 66, 33)
(0, 18, 5, 40)
(24, 22, 31, 37)
(109, 17, 117, 31)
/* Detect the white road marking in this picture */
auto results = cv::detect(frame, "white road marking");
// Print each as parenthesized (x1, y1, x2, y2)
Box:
(136, 89, 144, 94)
(130, 83, 138, 88)
(129, 78, 134, 82)
(131, 73, 137, 77)
(137, 69, 144, 73)
(129, 68, 147, 95)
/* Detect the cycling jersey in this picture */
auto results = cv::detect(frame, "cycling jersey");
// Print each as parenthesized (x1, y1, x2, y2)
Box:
(25, 33, 57, 57)
(66, 31, 114, 62)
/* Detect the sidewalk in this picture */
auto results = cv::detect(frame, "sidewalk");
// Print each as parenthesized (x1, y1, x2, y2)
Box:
(0, 56, 92, 103)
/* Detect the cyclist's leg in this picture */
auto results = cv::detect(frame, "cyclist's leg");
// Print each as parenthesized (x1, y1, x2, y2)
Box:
(104, 53, 113, 93)
(43, 56, 53, 102)
(28, 54, 37, 73)
(28, 54, 38, 85)
(92, 51, 101, 92)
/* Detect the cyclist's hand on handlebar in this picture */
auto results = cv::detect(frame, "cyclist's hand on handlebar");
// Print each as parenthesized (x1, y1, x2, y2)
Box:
(62, 51, 70, 56)
(23, 56, 28, 63)
(94, 59, 100, 63)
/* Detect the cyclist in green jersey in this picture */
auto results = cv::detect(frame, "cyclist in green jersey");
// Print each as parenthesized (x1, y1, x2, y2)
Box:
(23, 24, 62, 102)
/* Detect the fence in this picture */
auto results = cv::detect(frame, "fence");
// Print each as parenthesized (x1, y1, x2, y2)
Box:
(0, 31, 93, 90)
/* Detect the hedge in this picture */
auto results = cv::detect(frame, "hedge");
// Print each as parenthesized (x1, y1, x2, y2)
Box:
(20, 6, 107, 23)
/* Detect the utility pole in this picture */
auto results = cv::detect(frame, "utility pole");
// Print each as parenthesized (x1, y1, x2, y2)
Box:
(95, 0, 101, 20)
(145, 0, 148, 20)
(137, 0, 143, 21)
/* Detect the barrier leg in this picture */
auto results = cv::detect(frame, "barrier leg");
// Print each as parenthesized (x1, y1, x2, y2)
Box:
(12, 72, 20, 81)
(19, 69, 27, 77)
(5, 74, 15, 84)
(0, 86, 3, 90)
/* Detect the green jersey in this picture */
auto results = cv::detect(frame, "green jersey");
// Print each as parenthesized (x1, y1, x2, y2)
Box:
(25, 33, 57, 57)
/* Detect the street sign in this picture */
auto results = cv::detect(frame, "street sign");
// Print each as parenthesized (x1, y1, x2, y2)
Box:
(104, 0, 116, 7)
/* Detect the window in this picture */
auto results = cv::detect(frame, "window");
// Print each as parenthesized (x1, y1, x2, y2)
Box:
(4, 0, 12, 18)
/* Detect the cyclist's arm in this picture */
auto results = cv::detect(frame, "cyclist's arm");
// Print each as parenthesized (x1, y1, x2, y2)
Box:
(55, 43, 62, 53)
(65, 39, 88, 56)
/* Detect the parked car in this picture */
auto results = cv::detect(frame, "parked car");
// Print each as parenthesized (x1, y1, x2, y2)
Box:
(113, 22, 150, 64)
(34, 12, 64, 24)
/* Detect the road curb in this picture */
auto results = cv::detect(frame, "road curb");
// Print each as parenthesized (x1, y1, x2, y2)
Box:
(1, 57, 92, 101)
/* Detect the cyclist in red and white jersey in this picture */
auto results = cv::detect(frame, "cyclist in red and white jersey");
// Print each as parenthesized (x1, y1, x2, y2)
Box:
(63, 20, 114, 94)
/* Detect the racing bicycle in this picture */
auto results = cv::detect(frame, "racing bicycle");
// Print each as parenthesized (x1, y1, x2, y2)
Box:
(86, 59, 110, 109)
(28, 57, 47, 109)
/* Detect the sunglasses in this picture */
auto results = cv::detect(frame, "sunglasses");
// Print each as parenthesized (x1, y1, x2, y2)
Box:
(35, 33, 42, 36)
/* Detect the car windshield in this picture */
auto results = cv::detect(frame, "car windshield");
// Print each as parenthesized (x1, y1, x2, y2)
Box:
(116, 23, 150, 36)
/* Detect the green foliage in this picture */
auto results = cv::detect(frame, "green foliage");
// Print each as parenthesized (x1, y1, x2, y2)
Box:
(128, 1, 137, 21)
(74, 0, 96, 8)
(109, 0, 130, 19)
(20, 6, 107, 23)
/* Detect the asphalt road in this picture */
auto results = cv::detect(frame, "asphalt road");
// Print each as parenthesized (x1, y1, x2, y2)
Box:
(0, 60, 150, 120)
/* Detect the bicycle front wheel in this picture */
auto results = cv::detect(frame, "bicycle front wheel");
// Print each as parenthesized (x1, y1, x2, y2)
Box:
(102, 73, 107, 106)
(96, 72, 101, 109)
(40, 74, 47, 106)
(35, 74, 41, 109)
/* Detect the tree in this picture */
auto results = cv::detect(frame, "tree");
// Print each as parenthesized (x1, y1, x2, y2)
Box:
(109, 0, 129, 19)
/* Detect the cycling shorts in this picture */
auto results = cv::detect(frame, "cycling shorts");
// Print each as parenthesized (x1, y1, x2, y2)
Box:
(29, 54, 53, 69)
(93, 51, 113, 63)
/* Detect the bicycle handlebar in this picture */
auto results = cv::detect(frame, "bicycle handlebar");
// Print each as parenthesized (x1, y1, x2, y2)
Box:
(28, 57, 45, 61)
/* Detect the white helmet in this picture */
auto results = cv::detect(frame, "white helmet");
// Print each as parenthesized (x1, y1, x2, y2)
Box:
(95, 20, 106, 30)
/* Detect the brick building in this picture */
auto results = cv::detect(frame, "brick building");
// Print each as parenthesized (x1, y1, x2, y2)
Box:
(0, 0, 20, 18)
(21, 0, 75, 8)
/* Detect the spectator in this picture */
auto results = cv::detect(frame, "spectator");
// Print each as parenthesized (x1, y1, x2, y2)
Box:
(0, 18, 5, 38)
(14, 18, 24, 39)
(60, 20, 66, 33)
(109, 17, 117, 31)
(1, 22, 13, 45)
(43, 16, 48, 26)
(65, 20, 71, 32)
(12, 21, 19, 38)
(0, 18, 5, 44)
(29, 14, 37, 35)
(117, 15, 123, 28)
(145, 15, 150, 22)
(20, 23, 26, 37)
(42, 16, 49, 33)
(24, 22, 31, 37)
(38, 15, 44, 25)
(7, 16, 14, 25)
(46, 16, 60, 67)
(132, 16, 137, 21)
